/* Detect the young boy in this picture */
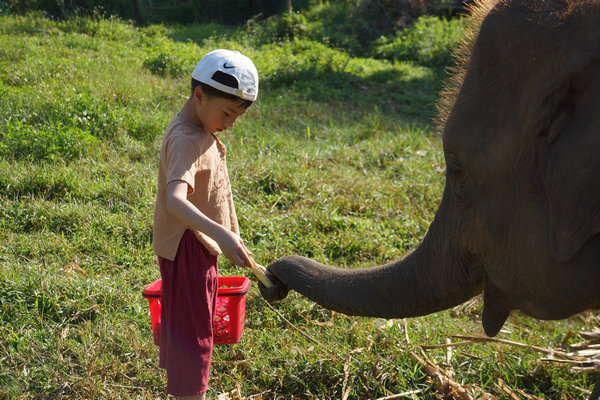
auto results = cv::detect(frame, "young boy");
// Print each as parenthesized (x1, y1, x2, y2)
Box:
(152, 49, 258, 399)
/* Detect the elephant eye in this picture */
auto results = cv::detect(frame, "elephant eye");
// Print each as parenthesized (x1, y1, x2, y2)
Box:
(445, 151, 462, 174)
(452, 168, 470, 201)
(446, 152, 470, 200)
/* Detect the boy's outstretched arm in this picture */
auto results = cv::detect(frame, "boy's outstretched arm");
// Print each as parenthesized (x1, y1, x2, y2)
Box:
(166, 180, 252, 268)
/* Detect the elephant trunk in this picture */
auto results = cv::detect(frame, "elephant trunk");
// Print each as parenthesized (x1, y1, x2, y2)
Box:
(261, 219, 485, 319)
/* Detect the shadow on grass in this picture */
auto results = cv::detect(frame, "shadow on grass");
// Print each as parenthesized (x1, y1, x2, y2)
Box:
(164, 23, 238, 45)
(261, 63, 449, 122)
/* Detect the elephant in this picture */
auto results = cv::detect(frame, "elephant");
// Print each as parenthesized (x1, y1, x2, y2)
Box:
(259, 0, 600, 339)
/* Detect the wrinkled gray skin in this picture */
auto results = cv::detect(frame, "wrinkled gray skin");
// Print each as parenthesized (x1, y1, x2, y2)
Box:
(259, 0, 600, 337)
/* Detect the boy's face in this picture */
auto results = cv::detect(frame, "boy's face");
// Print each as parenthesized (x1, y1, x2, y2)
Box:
(193, 87, 248, 134)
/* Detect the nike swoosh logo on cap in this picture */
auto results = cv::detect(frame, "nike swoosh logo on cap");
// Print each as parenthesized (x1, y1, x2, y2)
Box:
(223, 63, 236, 69)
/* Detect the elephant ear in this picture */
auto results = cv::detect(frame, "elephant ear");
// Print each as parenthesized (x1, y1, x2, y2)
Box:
(543, 62, 600, 263)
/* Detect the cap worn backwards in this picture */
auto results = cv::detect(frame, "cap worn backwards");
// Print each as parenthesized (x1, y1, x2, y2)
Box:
(191, 49, 259, 102)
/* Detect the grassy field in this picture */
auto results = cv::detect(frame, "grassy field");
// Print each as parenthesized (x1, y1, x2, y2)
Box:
(0, 12, 598, 400)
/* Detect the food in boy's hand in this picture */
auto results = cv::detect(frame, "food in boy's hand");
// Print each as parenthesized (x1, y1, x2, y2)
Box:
(248, 256, 274, 288)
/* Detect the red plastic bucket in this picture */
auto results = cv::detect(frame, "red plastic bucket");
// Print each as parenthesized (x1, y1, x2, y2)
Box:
(142, 276, 252, 345)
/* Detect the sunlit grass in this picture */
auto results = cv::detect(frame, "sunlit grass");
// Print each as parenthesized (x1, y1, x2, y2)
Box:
(0, 13, 597, 400)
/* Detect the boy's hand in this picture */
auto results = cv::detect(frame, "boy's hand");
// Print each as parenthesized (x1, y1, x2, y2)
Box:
(213, 227, 253, 268)
(166, 180, 253, 267)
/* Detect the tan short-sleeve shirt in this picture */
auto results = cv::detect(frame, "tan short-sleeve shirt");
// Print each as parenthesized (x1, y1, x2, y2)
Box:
(153, 114, 239, 260)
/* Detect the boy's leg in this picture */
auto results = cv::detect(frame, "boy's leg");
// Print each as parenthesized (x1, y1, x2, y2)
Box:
(159, 230, 219, 398)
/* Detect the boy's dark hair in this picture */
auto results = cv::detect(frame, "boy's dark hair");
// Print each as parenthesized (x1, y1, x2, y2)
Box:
(191, 73, 253, 109)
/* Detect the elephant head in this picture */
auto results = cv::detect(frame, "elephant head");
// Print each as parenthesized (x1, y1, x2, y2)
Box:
(259, 0, 600, 337)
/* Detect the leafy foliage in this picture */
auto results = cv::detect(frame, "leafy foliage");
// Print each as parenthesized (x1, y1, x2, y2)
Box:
(374, 15, 467, 66)
(0, 121, 98, 161)
(3, 0, 138, 19)
(142, 37, 199, 77)
(248, 1, 468, 62)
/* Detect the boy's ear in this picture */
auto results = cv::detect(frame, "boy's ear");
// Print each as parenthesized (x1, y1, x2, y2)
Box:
(193, 86, 206, 105)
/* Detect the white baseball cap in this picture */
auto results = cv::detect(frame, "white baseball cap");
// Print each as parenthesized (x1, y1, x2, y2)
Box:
(191, 49, 259, 102)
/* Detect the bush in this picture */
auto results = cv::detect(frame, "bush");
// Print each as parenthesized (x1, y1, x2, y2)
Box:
(425, 0, 470, 16)
(373, 15, 465, 66)
(138, 0, 283, 25)
(295, 0, 430, 56)
(249, 0, 468, 58)
(3, 0, 137, 19)
(260, 11, 309, 41)
(142, 36, 199, 78)
(0, 121, 98, 161)
(258, 39, 357, 100)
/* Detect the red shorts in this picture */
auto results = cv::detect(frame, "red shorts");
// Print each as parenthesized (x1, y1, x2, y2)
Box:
(158, 230, 218, 397)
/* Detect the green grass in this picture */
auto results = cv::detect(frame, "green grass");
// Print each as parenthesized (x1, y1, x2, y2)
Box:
(0, 12, 598, 400)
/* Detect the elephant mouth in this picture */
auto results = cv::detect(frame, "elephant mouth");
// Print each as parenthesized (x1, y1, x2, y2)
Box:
(258, 269, 290, 302)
